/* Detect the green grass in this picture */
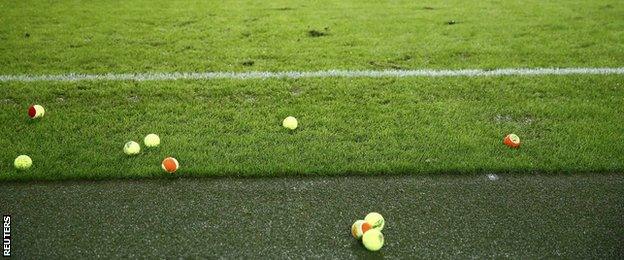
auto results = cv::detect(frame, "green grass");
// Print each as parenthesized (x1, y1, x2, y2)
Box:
(0, 0, 623, 181)
(1, 75, 623, 181)
(0, 0, 622, 73)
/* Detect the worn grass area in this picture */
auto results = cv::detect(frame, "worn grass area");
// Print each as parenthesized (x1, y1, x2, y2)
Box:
(1, 75, 623, 181)
(0, 0, 622, 74)
(0, 0, 623, 180)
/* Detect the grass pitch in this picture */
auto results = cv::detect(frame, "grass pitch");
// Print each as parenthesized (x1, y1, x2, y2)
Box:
(1, 0, 622, 73)
(1, 76, 623, 181)
(0, 0, 623, 180)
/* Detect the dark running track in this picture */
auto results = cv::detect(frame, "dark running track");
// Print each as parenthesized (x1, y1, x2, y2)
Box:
(1, 174, 623, 258)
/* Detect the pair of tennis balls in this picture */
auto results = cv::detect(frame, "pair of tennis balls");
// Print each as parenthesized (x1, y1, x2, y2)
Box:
(13, 105, 46, 170)
(351, 212, 385, 251)
(123, 134, 161, 155)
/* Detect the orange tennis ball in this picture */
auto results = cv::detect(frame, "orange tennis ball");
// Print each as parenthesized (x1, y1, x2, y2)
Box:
(351, 220, 372, 239)
(503, 134, 521, 148)
(28, 104, 45, 119)
(161, 157, 179, 173)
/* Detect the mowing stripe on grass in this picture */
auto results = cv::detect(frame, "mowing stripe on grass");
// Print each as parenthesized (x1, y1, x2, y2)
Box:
(1, 67, 623, 82)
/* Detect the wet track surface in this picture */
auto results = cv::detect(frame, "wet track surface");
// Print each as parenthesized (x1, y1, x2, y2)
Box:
(1, 174, 623, 258)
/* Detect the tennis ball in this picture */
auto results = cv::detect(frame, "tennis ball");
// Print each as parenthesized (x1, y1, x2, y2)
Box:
(365, 212, 385, 230)
(28, 104, 45, 119)
(123, 141, 140, 155)
(144, 134, 160, 148)
(14, 155, 32, 170)
(503, 134, 521, 148)
(362, 229, 384, 251)
(162, 157, 179, 173)
(351, 220, 372, 239)
(282, 116, 298, 130)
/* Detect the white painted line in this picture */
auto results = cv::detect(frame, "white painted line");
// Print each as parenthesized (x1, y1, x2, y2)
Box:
(0, 67, 623, 82)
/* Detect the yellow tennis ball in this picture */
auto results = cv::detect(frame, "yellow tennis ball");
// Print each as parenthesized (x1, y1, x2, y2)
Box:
(362, 229, 384, 251)
(365, 212, 385, 230)
(14, 155, 32, 170)
(282, 116, 298, 130)
(144, 134, 160, 147)
(123, 141, 141, 155)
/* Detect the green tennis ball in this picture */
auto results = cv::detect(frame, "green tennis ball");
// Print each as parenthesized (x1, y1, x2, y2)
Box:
(282, 116, 298, 130)
(365, 212, 385, 230)
(14, 155, 32, 170)
(123, 141, 141, 155)
(362, 229, 384, 251)
(144, 134, 160, 148)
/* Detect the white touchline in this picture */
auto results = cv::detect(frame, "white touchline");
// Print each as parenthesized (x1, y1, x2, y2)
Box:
(0, 67, 623, 82)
